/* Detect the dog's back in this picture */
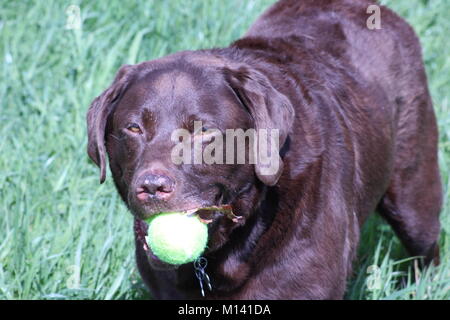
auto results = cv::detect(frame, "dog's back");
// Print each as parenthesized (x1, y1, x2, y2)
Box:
(246, 0, 442, 263)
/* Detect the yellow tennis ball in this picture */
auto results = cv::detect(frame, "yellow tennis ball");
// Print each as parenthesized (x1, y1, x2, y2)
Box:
(145, 212, 208, 265)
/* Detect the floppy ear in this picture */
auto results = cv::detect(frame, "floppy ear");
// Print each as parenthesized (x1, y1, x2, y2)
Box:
(224, 64, 295, 186)
(87, 64, 134, 183)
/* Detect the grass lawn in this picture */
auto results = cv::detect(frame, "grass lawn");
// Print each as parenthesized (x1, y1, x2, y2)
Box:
(0, 0, 449, 299)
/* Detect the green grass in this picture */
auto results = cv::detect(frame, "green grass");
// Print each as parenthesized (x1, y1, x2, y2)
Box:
(0, 0, 448, 300)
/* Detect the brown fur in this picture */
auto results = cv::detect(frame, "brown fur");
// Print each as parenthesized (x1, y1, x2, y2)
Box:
(87, 0, 441, 299)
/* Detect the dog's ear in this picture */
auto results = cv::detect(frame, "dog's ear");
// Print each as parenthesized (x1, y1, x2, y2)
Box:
(224, 64, 295, 186)
(87, 64, 134, 183)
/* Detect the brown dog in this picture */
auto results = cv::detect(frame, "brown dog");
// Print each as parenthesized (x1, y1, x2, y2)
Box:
(87, 0, 441, 299)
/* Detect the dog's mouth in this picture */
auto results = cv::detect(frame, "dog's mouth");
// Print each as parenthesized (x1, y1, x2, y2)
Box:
(134, 218, 176, 269)
(133, 205, 241, 269)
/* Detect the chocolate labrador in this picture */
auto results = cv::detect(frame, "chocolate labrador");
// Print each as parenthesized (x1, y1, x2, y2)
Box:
(86, 0, 441, 299)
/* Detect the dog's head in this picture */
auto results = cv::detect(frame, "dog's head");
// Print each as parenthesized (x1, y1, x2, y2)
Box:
(87, 51, 294, 266)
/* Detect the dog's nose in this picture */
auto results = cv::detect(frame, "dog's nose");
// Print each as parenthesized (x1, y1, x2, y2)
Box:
(136, 173, 175, 201)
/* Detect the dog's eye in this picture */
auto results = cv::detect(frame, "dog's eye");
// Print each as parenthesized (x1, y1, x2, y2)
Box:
(127, 123, 142, 134)
(194, 126, 209, 135)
